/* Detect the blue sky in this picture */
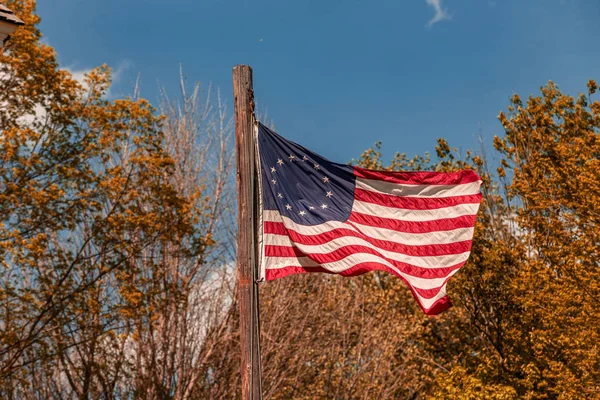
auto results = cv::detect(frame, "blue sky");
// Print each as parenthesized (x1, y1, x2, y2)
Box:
(37, 0, 600, 164)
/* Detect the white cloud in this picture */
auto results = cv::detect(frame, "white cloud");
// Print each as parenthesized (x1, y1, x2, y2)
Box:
(11, 60, 132, 128)
(65, 60, 133, 98)
(111, 60, 134, 86)
(425, 0, 452, 28)
(15, 66, 94, 128)
(65, 67, 93, 88)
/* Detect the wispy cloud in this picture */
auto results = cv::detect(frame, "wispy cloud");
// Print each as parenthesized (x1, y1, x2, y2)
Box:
(111, 60, 134, 84)
(65, 67, 93, 88)
(41, 36, 132, 94)
(14, 61, 132, 128)
(425, 0, 451, 28)
(66, 60, 133, 98)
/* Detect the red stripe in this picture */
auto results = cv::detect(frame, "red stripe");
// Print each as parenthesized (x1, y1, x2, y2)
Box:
(264, 244, 466, 279)
(263, 263, 447, 299)
(353, 167, 480, 185)
(264, 222, 473, 256)
(264, 264, 453, 316)
(355, 188, 483, 210)
(348, 212, 478, 233)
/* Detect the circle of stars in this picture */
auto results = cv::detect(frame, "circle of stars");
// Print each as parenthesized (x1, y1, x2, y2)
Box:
(268, 152, 334, 218)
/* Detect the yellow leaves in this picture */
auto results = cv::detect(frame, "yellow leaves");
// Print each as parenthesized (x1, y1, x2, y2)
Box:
(472, 155, 483, 168)
(0, 0, 217, 382)
(430, 366, 519, 400)
(485, 79, 600, 399)
(587, 79, 597, 95)
(353, 141, 384, 170)
(22, 233, 47, 258)
(435, 137, 452, 159)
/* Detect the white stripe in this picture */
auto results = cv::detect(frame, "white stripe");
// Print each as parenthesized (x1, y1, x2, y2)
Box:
(264, 256, 320, 269)
(353, 200, 480, 221)
(264, 234, 471, 269)
(263, 256, 453, 310)
(255, 123, 266, 281)
(356, 177, 482, 198)
(264, 254, 457, 289)
(263, 210, 475, 246)
(264, 209, 285, 222)
(420, 284, 448, 310)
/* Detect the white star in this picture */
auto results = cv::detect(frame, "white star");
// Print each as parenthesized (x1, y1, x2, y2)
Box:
(299, 210, 306, 216)
(326, 191, 333, 198)
(285, 204, 292, 210)
(288, 154, 295, 161)
(321, 204, 328, 209)
(271, 179, 277, 185)
(277, 159, 284, 166)
(302, 155, 308, 161)
(271, 167, 276, 173)
(309, 206, 315, 210)
(322, 176, 329, 183)
(314, 164, 320, 170)
(277, 193, 283, 198)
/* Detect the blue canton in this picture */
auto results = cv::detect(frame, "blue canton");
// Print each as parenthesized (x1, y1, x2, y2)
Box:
(257, 123, 355, 226)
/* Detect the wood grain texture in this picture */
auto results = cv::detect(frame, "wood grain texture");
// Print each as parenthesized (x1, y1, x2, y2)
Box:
(233, 65, 262, 400)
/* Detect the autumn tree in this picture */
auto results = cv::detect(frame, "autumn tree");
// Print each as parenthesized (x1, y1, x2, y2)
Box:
(0, 2, 229, 398)
(490, 81, 599, 398)
(119, 73, 236, 400)
(419, 81, 599, 399)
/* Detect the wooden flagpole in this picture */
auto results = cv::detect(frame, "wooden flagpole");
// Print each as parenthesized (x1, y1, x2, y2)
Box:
(233, 65, 262, 400)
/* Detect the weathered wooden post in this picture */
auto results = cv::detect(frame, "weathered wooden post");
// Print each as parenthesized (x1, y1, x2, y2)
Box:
(233, 65, 262, 400)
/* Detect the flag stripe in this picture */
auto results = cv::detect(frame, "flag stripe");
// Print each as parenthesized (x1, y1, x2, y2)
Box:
(265, 245, 466, 279)
(356, 177, 481, 198)
(264, 234, 471, 269)
(263, 212, 476, 246)
(263, 261, 453, 310)
(263, 204, 478, 314)
(263, 254, 457, 291)
(355, 188, 483, 210)
(349, 212, 478, 233)
(353, 167, 481, 185)
(353, 199, 481, 221)
(263, 226, 473, 256)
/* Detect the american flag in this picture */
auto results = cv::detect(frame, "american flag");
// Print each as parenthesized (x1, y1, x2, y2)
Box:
(256, 123, 482, 315)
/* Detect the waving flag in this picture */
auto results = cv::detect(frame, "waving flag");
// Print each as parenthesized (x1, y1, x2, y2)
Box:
(256, 123, 482, 315)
